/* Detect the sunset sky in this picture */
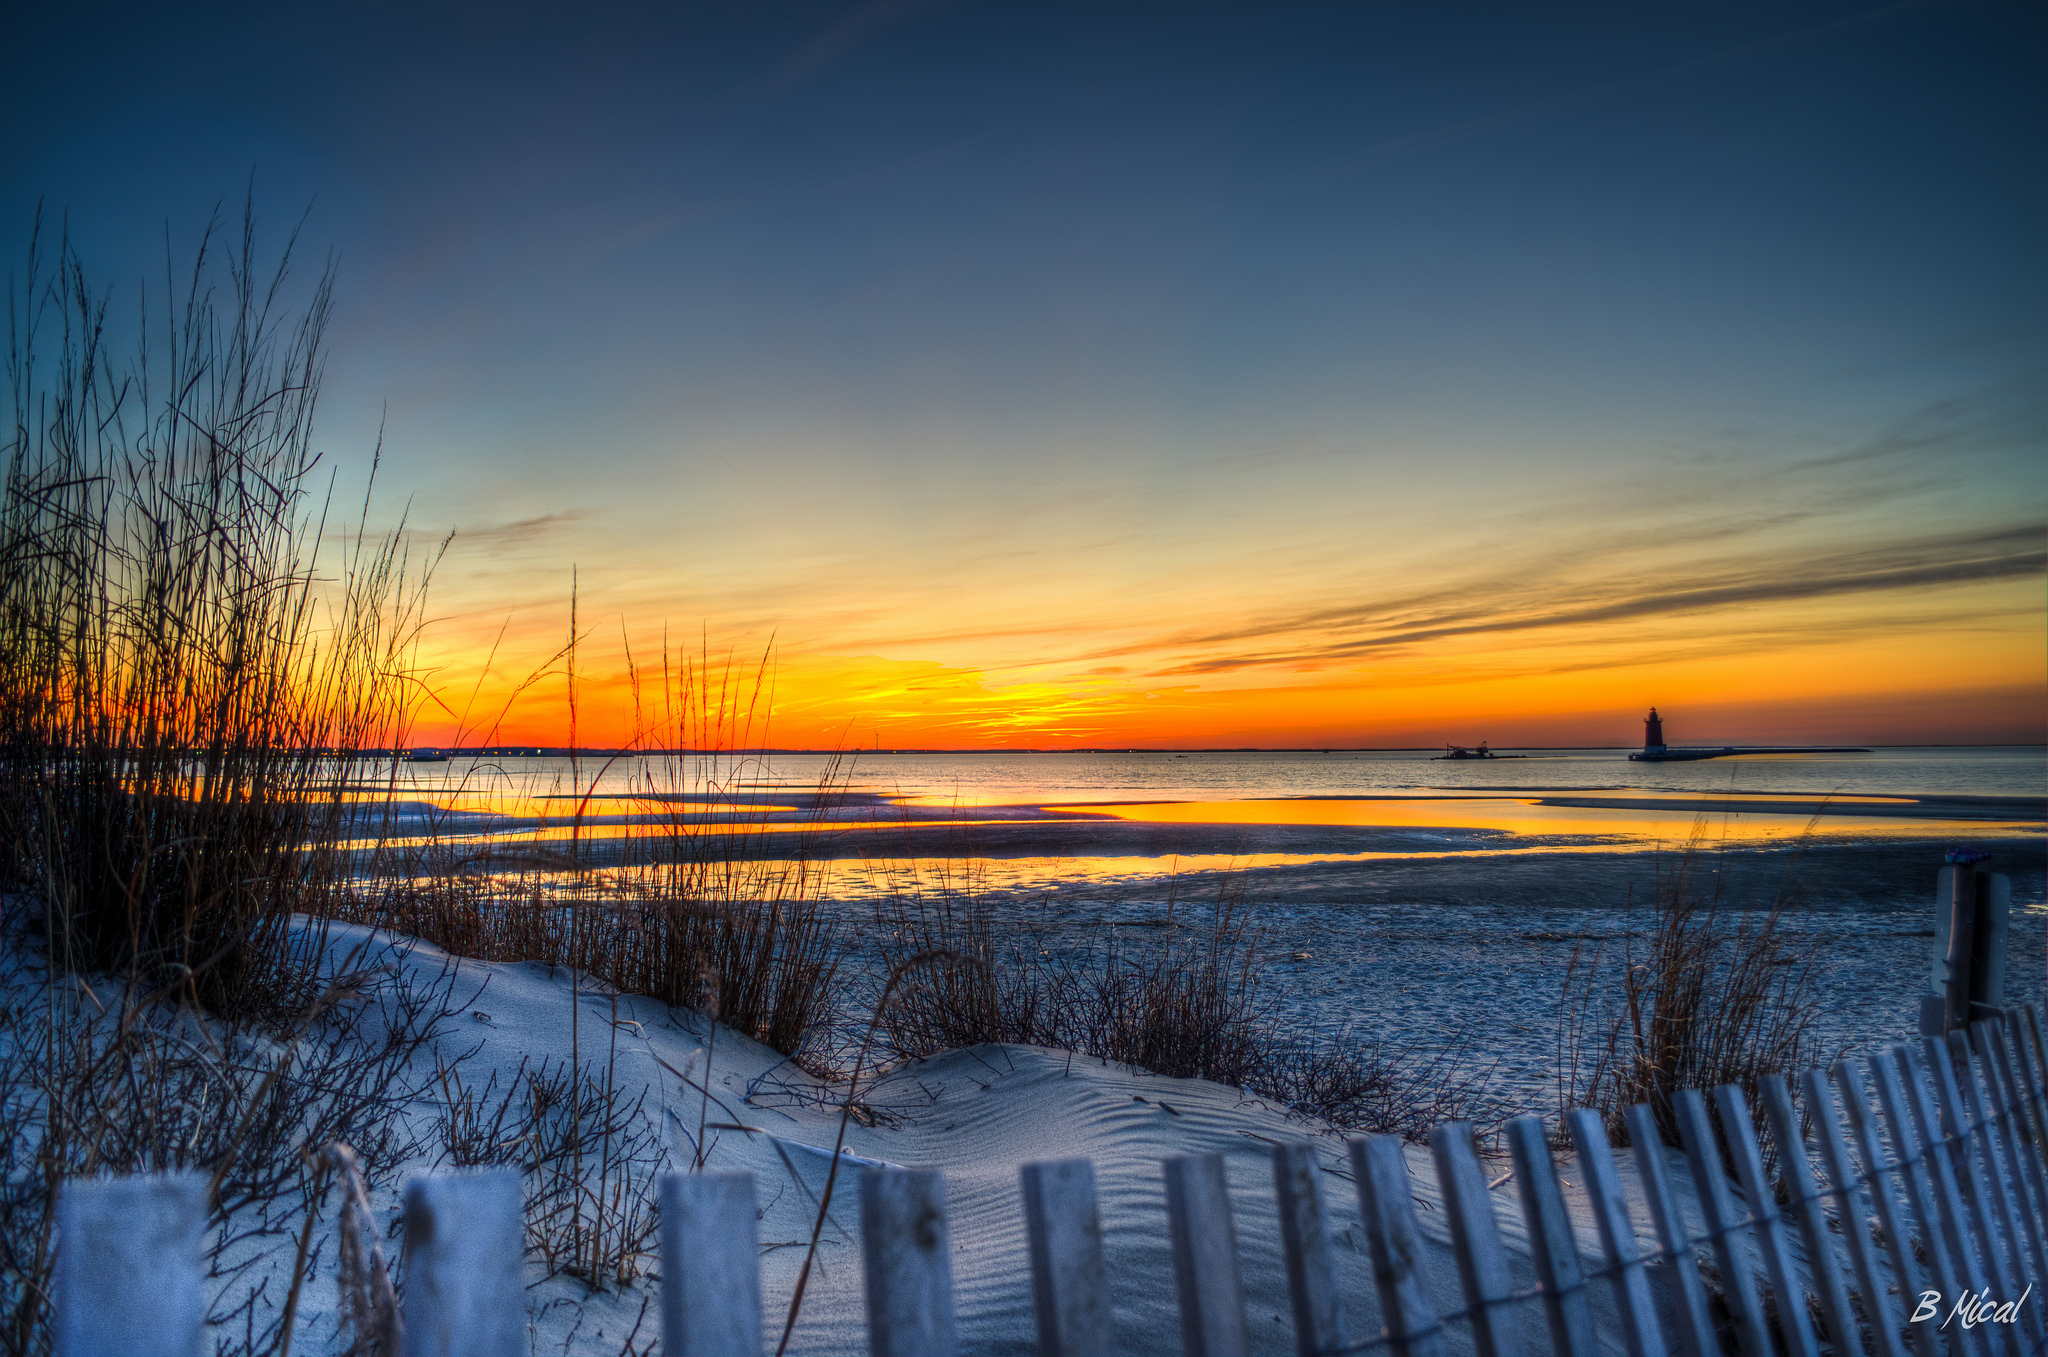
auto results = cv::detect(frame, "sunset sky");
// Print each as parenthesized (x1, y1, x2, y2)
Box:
(5, 1, 2042, 748)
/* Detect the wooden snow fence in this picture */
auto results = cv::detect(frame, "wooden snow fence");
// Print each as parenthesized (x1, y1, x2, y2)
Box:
(53, 1006, 2048, 1357)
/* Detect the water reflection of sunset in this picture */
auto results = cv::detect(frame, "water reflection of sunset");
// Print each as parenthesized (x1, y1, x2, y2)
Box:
(1069, 797, 2025, 843)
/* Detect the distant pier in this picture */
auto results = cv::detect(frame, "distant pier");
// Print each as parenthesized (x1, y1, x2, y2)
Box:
(1626, 707, 1870, 762)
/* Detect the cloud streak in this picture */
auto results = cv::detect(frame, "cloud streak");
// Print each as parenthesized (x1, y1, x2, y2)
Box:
(1120, 524, 2045, 676)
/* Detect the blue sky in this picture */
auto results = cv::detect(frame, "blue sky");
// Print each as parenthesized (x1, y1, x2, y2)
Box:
(5, 0, 2042, 744)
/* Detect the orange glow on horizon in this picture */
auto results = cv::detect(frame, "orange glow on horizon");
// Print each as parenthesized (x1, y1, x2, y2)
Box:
(398, 566, 2045, 750)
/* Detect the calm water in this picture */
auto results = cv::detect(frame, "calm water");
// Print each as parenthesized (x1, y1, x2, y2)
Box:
(392, 744, 2045, 807)
(373, 746, 2045, 1103)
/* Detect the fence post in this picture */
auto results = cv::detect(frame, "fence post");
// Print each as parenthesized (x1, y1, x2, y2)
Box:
(53, 1172, 209, 1357)
(1428, 1122, 1526, 1357)
(1020, 1159, 1111, 1357)
(1503, 1117, 1595, 1357)
(1622, 1105, 1718, 1357)
(1272, 1142, 1347, 1357)
(660, 1171, 763, 1357)
(1563, 1110, 1663, 1357)
(1758, 1075, 1864, 1357)
(1710, 1085, 1818, 1357)
(401, 1170, 526, 1357)
(1163, 1153, 1250, 1357)
(1671, 1089, 1771, 1357)
(860, 1167, 959, 1357)
(1834, 1060, 1941, 1357)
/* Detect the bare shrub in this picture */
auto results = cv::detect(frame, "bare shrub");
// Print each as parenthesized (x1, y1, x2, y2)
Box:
(336, 866, 842, 1064)
(0, 924, 467, 1357)
(1262, 1028, 1515, 1145)
(0, 202, 434, 1014)
(430, 1048, 664, 1291)
(1558, 827, 1830, 1149)
(876, 881, 1272, 1085)
(874, 878, 1510, 1140)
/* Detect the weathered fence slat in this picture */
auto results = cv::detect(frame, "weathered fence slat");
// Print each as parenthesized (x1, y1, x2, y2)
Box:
(1563, 1109, 1663, 1357)
(1352, 1134, 1449, 1357)
(1971, 1022, 2048, 1296)
(1869, 1052, 1989, 1357)
(1272, 1142, 1348, 1357)
(1711, 1084, 1819, 1357)
(401, 1169, 525, 1357)
(860, 1167, 959, 1357)
(1794, 1064, 1900, 1357)
(1949, 1031, 2047, 1348)
(659, 1171, 763, 1357)
(1759, 1075, 1864, 1357)
(54, 1172, 209, 1357)
(1020, 1158, 1111, 1357)
(1429, 1122, 1528, 1357)
(2023, 1006, 2048, 1130)
(1896, 1047, 2019, 1357)
(1671, 1089, 1771, 1357)
(1834, 1060, 1940, 1357)
(1923, 1037, 2023, 1318)
(1163, 1153, 1250, 1357)
(1624, 1105, 1719, 1357)
(1982, 1020, 2048, 1235)
(1504, 1116, 1596, 1357)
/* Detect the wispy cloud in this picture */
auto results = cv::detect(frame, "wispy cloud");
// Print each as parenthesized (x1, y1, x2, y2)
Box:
(451, 511, 586, 552)
(1118, 523, 2045, 676)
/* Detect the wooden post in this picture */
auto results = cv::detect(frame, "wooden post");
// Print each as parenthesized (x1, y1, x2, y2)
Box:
(1428, 1122, 1527, 1357)
(1351, 1135, 1448, 1357)
(1834, 1060, 1940, 1357)
(1504, 1117, 1595, 1357)
(54, 1172, 209, 1357)
(1623, 1105, 1718, 1357)
(401, 1170, 526, 1357)
(1758, 1076, 1863, 1357)
(660, 1171, 763, 1357)
(1795, 1069, 1908, 1357)
(859, 1167, 959, 1357)
(1020, 1159, 1110, 1357)
(1942, 854, 1981, 1033)
(1163, 1153, 1250, 1357)
(1564, 1110, 1663, 1357)
(1271, 1142, 1347, 1357)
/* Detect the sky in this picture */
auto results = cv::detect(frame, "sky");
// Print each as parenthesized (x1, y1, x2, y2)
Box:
(4, 0, 2043, 749)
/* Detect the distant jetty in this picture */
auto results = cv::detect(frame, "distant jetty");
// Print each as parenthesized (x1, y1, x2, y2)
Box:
(1627, 707, 1870, 763)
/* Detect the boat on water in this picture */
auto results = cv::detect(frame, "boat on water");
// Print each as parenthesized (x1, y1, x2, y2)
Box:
(1627, 708, 1870, 762)
(406, 748, 450, 763)
(1434, 741, 1525, 760)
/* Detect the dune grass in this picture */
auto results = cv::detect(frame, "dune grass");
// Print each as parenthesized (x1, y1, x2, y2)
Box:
(1555, 826, 1830, 1152)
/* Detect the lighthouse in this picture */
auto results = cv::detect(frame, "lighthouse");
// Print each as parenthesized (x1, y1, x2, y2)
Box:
(1643, 707, 1666, 753)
